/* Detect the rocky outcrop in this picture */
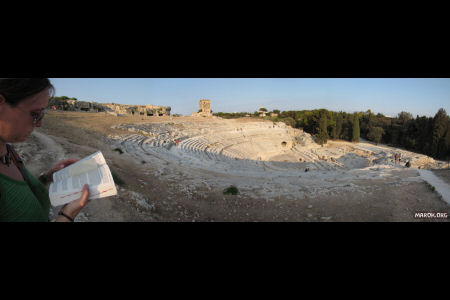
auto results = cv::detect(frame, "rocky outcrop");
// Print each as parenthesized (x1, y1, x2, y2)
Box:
(48, 98, 171, 116)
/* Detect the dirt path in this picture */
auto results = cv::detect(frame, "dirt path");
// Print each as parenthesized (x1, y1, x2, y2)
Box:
(418, 170, 450, 205)
(31, 130, 66, 162)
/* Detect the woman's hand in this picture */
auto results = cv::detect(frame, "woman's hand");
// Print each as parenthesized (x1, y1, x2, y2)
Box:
(45, 158, 79, 182)
(56, 184, 90, 222)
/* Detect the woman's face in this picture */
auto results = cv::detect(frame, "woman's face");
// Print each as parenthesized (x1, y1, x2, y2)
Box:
(0, 88, 50, 143)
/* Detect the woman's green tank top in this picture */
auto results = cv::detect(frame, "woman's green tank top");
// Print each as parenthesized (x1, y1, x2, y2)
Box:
(0, 168, 50, 222)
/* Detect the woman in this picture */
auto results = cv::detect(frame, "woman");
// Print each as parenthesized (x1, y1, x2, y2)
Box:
(0, 78, 89, 222)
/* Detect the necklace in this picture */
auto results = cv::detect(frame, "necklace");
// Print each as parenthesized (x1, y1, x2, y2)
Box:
(1, 147, 11, 167)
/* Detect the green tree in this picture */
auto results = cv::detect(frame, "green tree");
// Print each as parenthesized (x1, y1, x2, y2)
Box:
(431, 108, 447, 157)
(281, 117, 295, 127)
(315, 112, 329, 145)
(367, 126, 384, 145)
(329, 123, 337, 139)
(352, 113, 360, 142)
(440, 119, 450, 161)
(398, 111, 413, 123)
(336, 113, 343, 139)
(360, 110, 375, 138)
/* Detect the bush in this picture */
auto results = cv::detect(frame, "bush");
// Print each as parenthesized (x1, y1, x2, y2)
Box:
(223, 185, 239, 195)
(113, 148, 123, 154)
(111, 171, 125, 186)
(280, 117, 295, 127)
(426, 182, 436, 192)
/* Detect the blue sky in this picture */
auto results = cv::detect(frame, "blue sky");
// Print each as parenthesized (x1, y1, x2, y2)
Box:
(49, 78, 450, 117)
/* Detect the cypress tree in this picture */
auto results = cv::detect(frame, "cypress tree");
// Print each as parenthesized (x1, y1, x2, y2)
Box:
(352, 113, 360, 142)
(315, 113, 329, 145)
(442, 119, 450, 162)
(336, 113, 343, 139)
(431, 108, 447, 157)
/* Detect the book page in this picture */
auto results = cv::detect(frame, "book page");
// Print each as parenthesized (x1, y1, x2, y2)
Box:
(49, 151, 117, 207)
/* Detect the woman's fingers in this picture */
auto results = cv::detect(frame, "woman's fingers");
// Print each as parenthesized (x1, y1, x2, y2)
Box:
(49, 158, 80, 175)
(62, 185, 90, 220)
(79, 184, 90, 207)
(58, 158, 79, 168)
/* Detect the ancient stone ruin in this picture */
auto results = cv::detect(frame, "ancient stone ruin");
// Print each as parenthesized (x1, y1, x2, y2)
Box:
(192, 99, 212, 117)
(102, 103, 171, 117)
(48, 98, 171, 117)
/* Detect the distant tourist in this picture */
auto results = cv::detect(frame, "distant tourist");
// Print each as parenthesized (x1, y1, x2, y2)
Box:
(394, 153, 398, 164)
(0, 78, 90, 222)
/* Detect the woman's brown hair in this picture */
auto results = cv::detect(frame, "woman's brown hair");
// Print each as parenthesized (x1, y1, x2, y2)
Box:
(0, 78, 55, 107)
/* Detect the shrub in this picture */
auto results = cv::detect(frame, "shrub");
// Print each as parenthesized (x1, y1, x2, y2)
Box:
(426, 182, 436, 192)
(111, 171, 125, 186)
(113, 148, 123, 154)
(223, 185, 239, 195)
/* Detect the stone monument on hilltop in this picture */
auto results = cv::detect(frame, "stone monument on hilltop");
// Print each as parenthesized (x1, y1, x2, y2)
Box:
(192, 99, 212, 117)
(199, 99, 211, 114)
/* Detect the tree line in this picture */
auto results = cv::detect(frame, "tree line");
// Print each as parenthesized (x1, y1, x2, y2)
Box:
(213, 111, 258, 118)
(359, 108, 450, 160)
(214, 108, 450, 161)
(272, 109, 361, 145)
(52, 96, 78, 101)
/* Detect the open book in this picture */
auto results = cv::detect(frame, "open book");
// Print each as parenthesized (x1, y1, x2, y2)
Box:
(49, 151, 118, 207)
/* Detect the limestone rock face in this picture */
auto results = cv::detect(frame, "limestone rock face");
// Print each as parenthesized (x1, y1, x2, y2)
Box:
(102, 104, 171, 116)
(48, 98, 171, 116)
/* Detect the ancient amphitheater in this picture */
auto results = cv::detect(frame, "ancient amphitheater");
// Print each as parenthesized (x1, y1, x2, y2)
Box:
(106, 116, 449, 203)
(27, 103, 450, 221)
